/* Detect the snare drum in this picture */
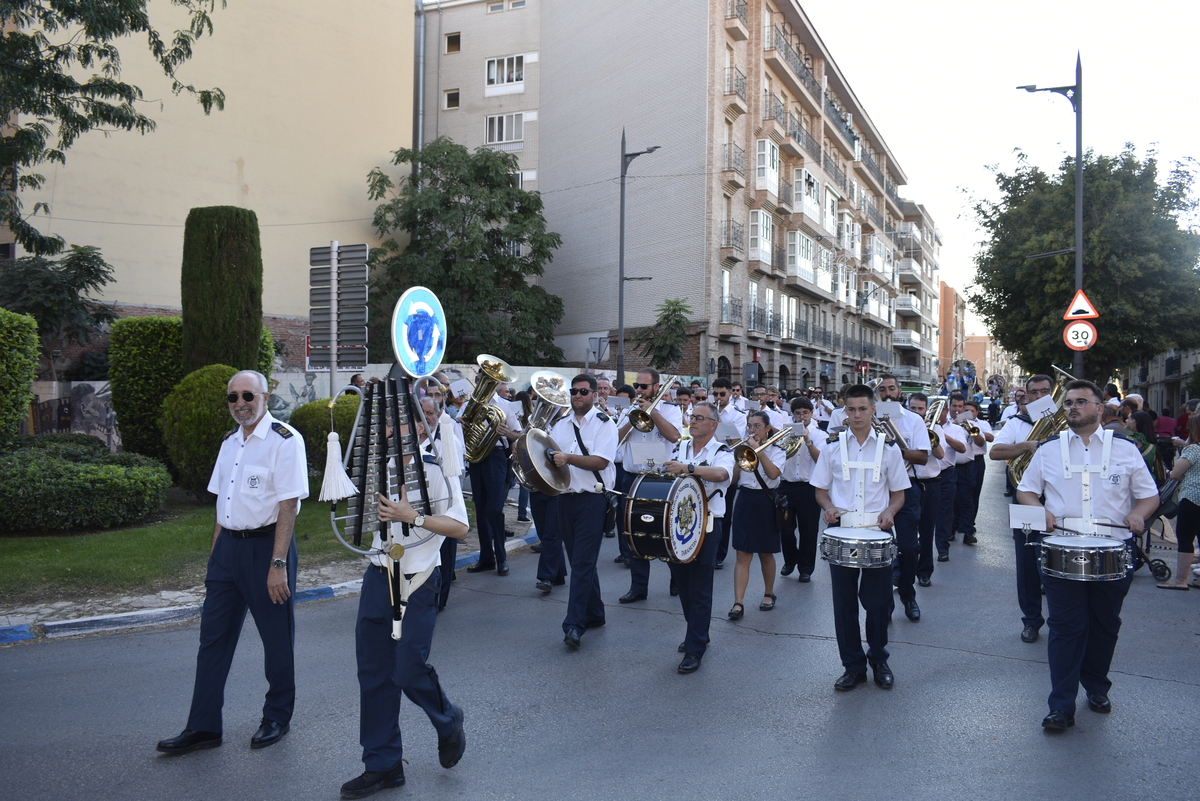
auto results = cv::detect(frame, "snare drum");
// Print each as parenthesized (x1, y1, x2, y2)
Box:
(1039, 535, 1132, 581)
(819, 527, 897, 569)
(623, 474, 708, 563)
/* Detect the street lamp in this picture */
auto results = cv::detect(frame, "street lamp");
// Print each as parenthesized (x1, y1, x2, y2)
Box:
(1018, 53, 1084, 379)
(617, 128, 660, 382)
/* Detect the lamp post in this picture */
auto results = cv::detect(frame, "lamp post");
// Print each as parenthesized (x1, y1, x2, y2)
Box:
(617, 128, 660, 383)
(1019, 54, 1083, 379)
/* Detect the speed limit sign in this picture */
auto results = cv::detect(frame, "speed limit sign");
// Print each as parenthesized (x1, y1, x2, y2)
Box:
(1063, 320, 1097, 351)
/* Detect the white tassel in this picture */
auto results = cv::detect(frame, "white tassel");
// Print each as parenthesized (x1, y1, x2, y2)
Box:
(319, 432, 358, 502)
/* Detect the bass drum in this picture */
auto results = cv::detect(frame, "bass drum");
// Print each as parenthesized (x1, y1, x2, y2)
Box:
(623, 474, 708, 564)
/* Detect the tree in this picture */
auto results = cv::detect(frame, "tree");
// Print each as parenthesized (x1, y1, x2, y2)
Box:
(1, 0, 225, 256)
(180, 206, 263, 374)
(367, 137, 565, 365)
(0, 245, 117, 381)
(969, 148, 1200, 382)
(632, 298, 693, 372)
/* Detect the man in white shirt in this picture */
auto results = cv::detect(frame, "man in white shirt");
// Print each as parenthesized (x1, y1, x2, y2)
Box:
(963, 400, 995, 540)
(905, 393, 945, 588)
(730, 381, 749, 411)
(934, 404, 968, 563)
(778, 397, 827, 582)
(812, 387, 834, 430)
(1016, 380, 1158, 732)
(950, 393, 987, 546)
(710, 377, 746, 568)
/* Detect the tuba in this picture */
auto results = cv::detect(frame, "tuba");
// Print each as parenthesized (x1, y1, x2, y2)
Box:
(460, 353, 517, 463)
(1007, 366, 1073, 486)
(733, 428, 791, 471)
(510, 371, 572, 495)
(619, 374, 679, 445)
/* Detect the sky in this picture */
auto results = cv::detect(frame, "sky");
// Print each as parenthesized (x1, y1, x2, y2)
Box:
(803, 0, 1200, 336)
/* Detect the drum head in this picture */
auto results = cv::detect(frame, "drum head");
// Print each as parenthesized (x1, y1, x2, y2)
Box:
(521, 429, 570, 494)
(1043, 535, 1119, 549)
(666, 475, 707, 563)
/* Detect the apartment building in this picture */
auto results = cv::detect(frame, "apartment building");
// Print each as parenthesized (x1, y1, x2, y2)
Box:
(422, 0, 942, 388)
(938, 281, 967, 381)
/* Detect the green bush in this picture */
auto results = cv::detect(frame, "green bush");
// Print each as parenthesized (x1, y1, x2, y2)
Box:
(10, 432, 108, 453)
(110, 316, 273, 464)
(0, 308, 39, 450)
(0, 449, 171, 532)
(159, 364, 238, 498)
(181, 206, 264, 375)
(288, 394, 361, 470)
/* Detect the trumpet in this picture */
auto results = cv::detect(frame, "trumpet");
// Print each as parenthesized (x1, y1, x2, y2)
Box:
(460, 353, 517, 463)
(924, 397, 946, 450)
(733, 428, 791, 472)
(619, 374, 679, 445)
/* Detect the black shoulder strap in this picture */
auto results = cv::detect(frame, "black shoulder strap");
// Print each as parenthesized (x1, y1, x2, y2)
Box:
(572, 421, 606, 487)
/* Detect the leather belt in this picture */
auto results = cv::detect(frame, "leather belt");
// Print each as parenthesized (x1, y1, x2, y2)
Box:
(224, 523, 276, 539)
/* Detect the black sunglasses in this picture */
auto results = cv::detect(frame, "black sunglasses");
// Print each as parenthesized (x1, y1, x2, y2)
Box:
(227, 391, 261, 403)
(633, 382, 652, 390)
(569, 388, 592, 396)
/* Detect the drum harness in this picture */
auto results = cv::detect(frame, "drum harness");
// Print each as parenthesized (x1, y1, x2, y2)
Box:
(1058, 428, 1121, 538)
(838, 432, 886, 529)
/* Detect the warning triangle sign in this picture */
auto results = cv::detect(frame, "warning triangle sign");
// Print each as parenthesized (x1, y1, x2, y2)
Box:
(1063, 289, 1099, 320)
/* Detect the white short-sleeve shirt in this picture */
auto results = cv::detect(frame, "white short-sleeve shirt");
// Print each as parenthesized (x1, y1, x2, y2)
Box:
(550, 405, 618, 492)
(671, 437, 735, 518)
(618, 401, 682, 470)
(809, 428, 911, 515)
(208, 412, 309, 531)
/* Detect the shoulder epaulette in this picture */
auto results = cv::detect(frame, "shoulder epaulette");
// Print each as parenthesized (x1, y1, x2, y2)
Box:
(1015, 413, 1033, 424)
(271, 422, 294, 439)
(1037, 433, 1061, 447)
(716, 443, 732, 452)
(885, 438, 898, 447)
(1111, 431, 1136, 446)
(826, 433, 841, 443)
(596, 412, 610, 423)
(222, 426, 238, 441)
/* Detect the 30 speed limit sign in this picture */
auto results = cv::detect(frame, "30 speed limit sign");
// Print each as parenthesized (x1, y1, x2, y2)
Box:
(1063, 320, 1097, 351)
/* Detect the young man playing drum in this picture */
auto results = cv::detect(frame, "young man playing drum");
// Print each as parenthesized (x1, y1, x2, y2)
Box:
(1016, 380, 1158, 731)
(810, 384, 910, 691)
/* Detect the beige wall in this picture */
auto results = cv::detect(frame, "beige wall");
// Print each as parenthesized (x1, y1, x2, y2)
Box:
(19, 0, 413, 318)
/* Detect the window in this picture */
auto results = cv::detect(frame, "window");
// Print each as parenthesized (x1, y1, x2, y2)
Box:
(445, 33, 460, 53)
(749, 210, 773, 264)
(443, 89, 459, 110)
(511, 172, 523, 189)
(756, 139, 779, 194)
(786, 230, 814, 280)
(487, 55, 524, 87)
(487, 1, 504, 11)
(824, 186, 838, 232)
(722, 268, 730, 301)
(485, 113, 523, 145)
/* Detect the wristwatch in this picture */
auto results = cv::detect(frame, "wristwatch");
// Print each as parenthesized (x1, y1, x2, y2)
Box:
(271, 558, 286, 569)
(412, 513, 426, 529)
(688, 463, 695, 474)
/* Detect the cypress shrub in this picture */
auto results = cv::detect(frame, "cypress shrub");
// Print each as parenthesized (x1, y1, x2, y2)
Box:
(288, 394, 361, 470)
(159, 363, 239, 499)
(0, 308, 38, 450)
(180, 206, 264, 375)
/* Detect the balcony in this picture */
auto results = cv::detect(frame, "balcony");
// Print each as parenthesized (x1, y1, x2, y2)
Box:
(776, 177, 793, 213)
(811, 325, 833, 348)
(724, 66, 747, 115)
(721, 220, 745, 254)
(862, 197, 883, 230)
(722, 142, 746, 188)
(856, 147, 884, 190)
(724, 0, 748, 40)
(747, 304, 768, 336)
(891, 364, 921, 382)
(764, 25, 821, 108)
(762, 92, 787, 136)
(823, 152, 848, 193)
(892, 329, 919, 349)
(790, 121, 822, 163)
(720, 296, 743, 326)
(786, 260, 815, 289)
(823, 91, 857, 149)
(1166, 356, 1182, 378)
(885, 177, 903, 208)
(893, 295, 920, 316)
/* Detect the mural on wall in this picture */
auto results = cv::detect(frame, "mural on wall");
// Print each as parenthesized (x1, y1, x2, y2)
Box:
(30, 381, 122, 451)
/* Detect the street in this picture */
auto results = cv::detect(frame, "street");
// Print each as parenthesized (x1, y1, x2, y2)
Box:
(2, 463, 1197, 800)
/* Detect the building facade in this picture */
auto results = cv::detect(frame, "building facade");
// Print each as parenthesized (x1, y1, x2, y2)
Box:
(421, 0, 942, 388)
(938, 280, 967, 382)
(964, 335, 1019, 396)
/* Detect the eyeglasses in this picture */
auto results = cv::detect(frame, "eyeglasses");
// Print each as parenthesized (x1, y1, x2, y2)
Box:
(227, 391, 261, 403)
(569, 388, 592, 396)
(689, 414, 714, 423)
(1063, 399, 1095, 409)
(1026, 387, 1052, 396)
(633, 383, 651, 390)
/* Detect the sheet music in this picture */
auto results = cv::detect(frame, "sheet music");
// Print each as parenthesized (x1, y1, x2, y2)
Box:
(1025, 394, 1057, 421)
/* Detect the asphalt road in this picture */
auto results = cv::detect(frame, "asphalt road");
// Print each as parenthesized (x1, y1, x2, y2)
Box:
(2, 460, 1197, 801)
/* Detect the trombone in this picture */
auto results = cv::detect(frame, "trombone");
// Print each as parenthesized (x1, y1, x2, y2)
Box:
(732, 428, 791, 472)
(619, 374, 679, 445)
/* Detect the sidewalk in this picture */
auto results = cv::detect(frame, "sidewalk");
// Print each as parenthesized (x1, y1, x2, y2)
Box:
(0, 499, 537, 645)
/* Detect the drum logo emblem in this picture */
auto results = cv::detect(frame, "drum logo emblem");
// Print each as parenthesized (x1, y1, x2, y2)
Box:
(640, 514, 655, 523)
(1071, 555, 1090, 565)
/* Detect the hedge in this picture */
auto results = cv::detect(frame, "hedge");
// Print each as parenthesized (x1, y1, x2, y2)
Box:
(0, 308, 39, 450)
(288, 394, 361, 470)
(109, 316, 273, 463)
(10, 432, 108, 452)
(159, 364, 239, 498)
(0, 449, 171, 532)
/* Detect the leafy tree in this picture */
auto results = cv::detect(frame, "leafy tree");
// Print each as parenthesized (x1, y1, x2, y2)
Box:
(1, 0, 225, 256)
(633, 298, 693, 372)
(0, 245, 117, 381)
(367, 137, 565, 365)
(969, 148, 1200, 381)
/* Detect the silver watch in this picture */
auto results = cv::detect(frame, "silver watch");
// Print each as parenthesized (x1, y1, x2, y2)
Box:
(412, 514, 426, 529)
(271, 558, 286, 569)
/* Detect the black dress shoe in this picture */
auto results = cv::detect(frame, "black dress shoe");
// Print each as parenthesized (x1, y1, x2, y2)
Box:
(714, 560, 724, 570)
(341, 763, 406, 799)
(903, 600, 920, 621)
(1041, 710, 1075, 731)
(796, 572, 811, 583)
(250, 718, 289, 749)
(496, 562, 510, 576)
(156, 729, 222, 755)
(619, 590, 647, 603)
(678, 641, 687, 653)
(963, 534, 978, 545)
(563, 628, 582, 649)
(1086, 693, 1112, 714)
(834, 670, 868, 691)
(536, 580, 553, 594)
(780, 563, 796, 577)
(614, 555, 626, 563)
(505, 529, 515, 538)
(871, 661, 894, 689)
(466, 561, 496, 573)
(530, 542, 543, 553)
(604, 530, 616, 538)
(917, 577, 931, 587)
(1021, 625, 1040, 643)
(937, 554, 949, 562)
(678, 653, 702, 673)
(438, 705, 466, 768)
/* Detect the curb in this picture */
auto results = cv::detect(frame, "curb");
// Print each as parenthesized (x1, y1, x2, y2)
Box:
(0, 530, 539, 645)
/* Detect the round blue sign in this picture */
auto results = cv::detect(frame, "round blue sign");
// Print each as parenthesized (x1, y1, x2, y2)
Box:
(390, 286, 447, 378)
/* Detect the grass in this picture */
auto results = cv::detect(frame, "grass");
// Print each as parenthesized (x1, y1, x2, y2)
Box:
(0, 481, 361, 607)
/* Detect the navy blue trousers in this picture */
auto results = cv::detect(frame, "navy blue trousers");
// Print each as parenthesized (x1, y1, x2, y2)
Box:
(355, 566, 454, 771)
(436, 537, 456, 611)
(779, 481, 819, 575)
(716, 485, 738, 563)
(559, 493, 608, 634)
(1014, 528, 1045, 629)
(1042, 563, 1133, 715)
(954, 458, 979, 535)
(970, 455, 986, 520)
(915, 475, 943, 581)
(186, 531, 297, 733)
(531, 491, 566, 584)
(829, 561, 893, 673)
(668, 517, 722, 657)
(622, 470, 662, 595)
(936, 465, 957, 555)
(893, 484, 921, 603)
(615, 464, 633, 562)
(469, 446, 509, 566)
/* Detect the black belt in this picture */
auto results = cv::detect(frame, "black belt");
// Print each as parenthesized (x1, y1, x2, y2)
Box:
(375, 565, 422, 580)
(224, 523, 276, 539)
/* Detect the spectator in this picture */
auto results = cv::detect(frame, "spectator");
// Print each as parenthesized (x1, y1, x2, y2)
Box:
(1157, 414, 1200, 590)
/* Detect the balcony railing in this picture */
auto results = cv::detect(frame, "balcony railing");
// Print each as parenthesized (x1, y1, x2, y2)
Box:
(778, 177, 792, 206)
(1166, 356, 1182, 377)
(812, 325, 832, 348)
(762, 92, 786, 127)
(793, 123, 822, 161)
(859, 147, 884, 186)
(748, 305, 769, 333)
(823, 153, 847, 192)
(723, 142, 746, 176)
(724, 66, 747, 102)
(774, 245, 786, 268)
(823, 91, 857, 145)
(722, 220, 745, 251)
(886, 177, 902, 207)
(721, 296, 743, 325)
(726, 0, 747, 25)
(892, 329, 917, 347)
(865, 200, 883, 229)
(768, 25, 821, 99)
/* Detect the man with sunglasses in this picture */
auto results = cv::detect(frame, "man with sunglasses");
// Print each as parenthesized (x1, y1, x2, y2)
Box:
(549, 374, 618, 649)
(1016, 380, 1158, 731)
(158, 370, 308, 756)
(617, 368, 681, 603)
